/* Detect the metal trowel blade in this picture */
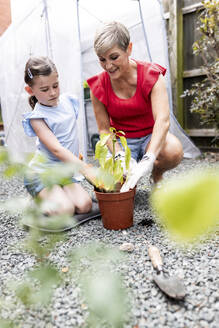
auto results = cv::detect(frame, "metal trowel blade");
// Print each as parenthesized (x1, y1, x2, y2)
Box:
(153, 273, 186, 300)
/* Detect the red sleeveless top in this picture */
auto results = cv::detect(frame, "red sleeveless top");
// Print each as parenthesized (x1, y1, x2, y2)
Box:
(87, 61, 166, 138)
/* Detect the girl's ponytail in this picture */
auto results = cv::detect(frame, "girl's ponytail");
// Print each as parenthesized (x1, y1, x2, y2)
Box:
(29, 95, 38, 109)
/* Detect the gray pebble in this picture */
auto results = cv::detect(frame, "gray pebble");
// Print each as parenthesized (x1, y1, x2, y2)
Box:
(0, 158, 219, 327)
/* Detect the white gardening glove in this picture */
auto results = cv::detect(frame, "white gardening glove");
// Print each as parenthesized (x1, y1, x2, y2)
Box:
(115, 150, 137, 176)
(120, 152, 156, 192)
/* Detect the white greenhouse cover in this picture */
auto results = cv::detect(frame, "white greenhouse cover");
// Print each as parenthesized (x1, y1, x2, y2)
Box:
(0, 0, 201, 161)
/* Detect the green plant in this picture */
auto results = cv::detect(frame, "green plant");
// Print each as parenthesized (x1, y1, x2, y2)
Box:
(150, 167, 219, 244)
(0, 146, 129, 327)
(83, 80, 90, 99)
(83, 80, 89, 89)
(182, 0, 219, 139)
(94, 127, 131, 191)
(69, 243, 129, 328)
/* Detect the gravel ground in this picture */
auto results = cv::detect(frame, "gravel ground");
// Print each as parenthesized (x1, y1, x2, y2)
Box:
(0, 156, 218, 328)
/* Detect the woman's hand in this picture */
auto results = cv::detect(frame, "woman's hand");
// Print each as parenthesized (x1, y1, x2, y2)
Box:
(120, 152, 155, 192)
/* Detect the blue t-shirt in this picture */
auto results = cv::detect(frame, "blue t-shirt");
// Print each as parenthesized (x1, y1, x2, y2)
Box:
(22, 94, 80, 174)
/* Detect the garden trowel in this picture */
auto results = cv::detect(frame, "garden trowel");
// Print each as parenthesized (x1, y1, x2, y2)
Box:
(148, 245, 186, 300)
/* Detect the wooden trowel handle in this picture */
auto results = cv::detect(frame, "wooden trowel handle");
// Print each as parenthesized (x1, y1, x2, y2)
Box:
(148, 245, 163, 271)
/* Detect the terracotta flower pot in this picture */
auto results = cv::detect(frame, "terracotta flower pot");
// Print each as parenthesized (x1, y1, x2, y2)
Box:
(95, 187, 136, 230)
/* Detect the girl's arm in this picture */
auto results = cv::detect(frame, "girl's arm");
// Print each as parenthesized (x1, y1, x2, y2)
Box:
(90, 91, 122, 154)
(146, 74, 170, 157)
(30, 119, 96, 182)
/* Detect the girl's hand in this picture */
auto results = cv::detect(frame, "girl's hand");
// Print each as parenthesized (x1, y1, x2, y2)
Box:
(82, 164, 98, 187)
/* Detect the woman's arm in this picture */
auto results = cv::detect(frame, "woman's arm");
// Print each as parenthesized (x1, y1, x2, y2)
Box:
(146, 74, 170, 158)
(30, 119, 96, 182)
(120, 75, 170, 192)
(90, 91, 122, 154)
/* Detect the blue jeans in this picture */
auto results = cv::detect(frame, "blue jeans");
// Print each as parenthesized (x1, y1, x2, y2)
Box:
(118, 134, 152, 162)
(24, 175, 80, 198)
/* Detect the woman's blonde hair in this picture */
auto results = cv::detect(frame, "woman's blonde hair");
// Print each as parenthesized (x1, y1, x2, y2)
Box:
(94, 21, 130, 56)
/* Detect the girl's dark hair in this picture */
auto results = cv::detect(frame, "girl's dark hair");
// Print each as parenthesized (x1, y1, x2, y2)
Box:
(24, 56, 57, 109)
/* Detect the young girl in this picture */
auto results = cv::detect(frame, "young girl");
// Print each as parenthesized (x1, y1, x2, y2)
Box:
(23, 56, 94, 216)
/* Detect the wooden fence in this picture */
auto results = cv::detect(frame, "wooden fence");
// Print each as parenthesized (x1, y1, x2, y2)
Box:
(163, 0, 218, 150)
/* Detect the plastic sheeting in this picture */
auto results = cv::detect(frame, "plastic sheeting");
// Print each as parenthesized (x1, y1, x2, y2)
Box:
(0, 0, 86, 161)
(80, 0, 201, 158)
(0, 0, 201, 160)
(79, 0, 149, 79)
(139, 0, 201, 158)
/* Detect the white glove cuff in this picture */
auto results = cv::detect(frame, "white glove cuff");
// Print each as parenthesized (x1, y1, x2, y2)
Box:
(142, 152, 156, 163)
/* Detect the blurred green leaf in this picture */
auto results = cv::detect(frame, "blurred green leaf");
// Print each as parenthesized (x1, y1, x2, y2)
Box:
(150, 168, 219, 243)
(14, 265, 61, 306)
(22, 211, 72, 230)
(0, 197, 30, 214)
(22, 231, 48, 259)
(40, 162, 79, 188)
(95, 167, 116, 191)
(29, 264, 61, 286)
(0, 319, 14, 328)
(21, 218, 65, 258)
(70, 242, 124, 265)
(83, 80, 89, 88)
(15, 282, 34, 306)
(29, 265, 62, 304)
(82, 270, 128, 328)
(3, 163, 26, 177)
(70, 243, 127, 327)
(0, 147, 9, 164)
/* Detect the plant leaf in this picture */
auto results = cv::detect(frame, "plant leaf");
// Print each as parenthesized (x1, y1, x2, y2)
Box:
(95, 141, 108, 168)
(99, 133, 111, 146)
(119, 136, 127, 150)
(82, 270, 128, 327)
(125, 146, 131, 171)
(113, 160, 123, 183)
(0, 319, 15, 328)
(0, 147, 9, 164)
(15, 282, 35, 306)
(0, 197, 31, 214)
(150, 168, 219, 243)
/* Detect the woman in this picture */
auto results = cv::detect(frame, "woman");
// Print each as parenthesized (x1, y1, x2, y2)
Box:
(87, 21, 183, 192)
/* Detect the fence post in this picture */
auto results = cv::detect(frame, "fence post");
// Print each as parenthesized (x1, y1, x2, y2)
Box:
(168, 0, 184, 127)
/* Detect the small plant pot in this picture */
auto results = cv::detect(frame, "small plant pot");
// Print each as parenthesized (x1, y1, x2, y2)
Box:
(95, 187, 136, 230)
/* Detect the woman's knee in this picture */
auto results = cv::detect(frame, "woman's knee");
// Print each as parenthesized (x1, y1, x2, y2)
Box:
(170, 136, 183, 165)
(157, 134, 183, 169)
